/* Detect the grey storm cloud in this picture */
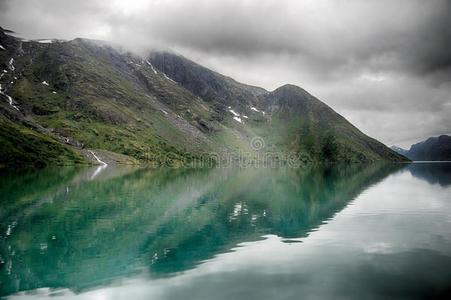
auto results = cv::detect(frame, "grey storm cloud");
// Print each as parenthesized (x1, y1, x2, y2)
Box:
(1, 0, 450, 147)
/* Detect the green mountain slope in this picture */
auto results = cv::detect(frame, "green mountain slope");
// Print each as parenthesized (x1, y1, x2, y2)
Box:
(148, 54, 407, 163)
(0, 27, 407, 168)
(261, 84, 406, 162)
(0, 114, 84, 169)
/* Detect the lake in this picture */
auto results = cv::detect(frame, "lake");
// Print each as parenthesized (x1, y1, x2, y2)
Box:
(1, 163, 451, 299)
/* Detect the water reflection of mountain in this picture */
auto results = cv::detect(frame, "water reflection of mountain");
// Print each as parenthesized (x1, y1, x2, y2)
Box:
(0, 165, 138, 223)
(146, 164, 403, 275)
(407, 163, 451, 187)
(0, 164, 401, 296)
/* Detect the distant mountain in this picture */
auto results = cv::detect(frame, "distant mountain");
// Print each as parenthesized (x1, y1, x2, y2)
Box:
(0, 27, 407, 169)
(390, 146, 409, 156)
(392, 135, 451, 161)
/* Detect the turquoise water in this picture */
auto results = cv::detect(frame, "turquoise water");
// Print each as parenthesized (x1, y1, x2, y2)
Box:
(1, 163, 451, 299)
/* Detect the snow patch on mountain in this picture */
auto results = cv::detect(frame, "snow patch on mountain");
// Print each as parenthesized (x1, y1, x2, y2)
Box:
(0, 84, 20, 111)
(89, 150, 107, 166)
(8, 58, 15, 71)
(250, 106, 265, 115)
(163, 73, 176, 83)
(146, 60, 158, 74)
(233, 116, 242, 123)
(36, 39, 53, 44)
(229, 109, 240, 117)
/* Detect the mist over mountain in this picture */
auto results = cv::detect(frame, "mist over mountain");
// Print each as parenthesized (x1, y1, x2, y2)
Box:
(0, 27, 406, 169)
(390, 146, 409, 157)
(2, 0, 450, 148)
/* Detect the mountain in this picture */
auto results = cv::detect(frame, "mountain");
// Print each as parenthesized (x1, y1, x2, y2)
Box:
(0, 27, 407, 169)
(392, 135, 451, 161)
(390, 146, 409, 157)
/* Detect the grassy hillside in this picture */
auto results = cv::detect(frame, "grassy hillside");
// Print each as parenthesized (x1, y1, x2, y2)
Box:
(0, 27, 407, 169)
(260, 85, 407, 163)
(0, 115, 84, 169)
(149, 52, 407, 163)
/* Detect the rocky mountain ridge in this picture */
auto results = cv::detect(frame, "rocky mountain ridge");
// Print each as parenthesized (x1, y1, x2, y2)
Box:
(0, 27, 407, 168)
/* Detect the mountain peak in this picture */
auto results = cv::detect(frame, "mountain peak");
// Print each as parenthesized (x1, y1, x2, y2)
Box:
(0, 31, 407, 168)
(274, 84, 310, 95)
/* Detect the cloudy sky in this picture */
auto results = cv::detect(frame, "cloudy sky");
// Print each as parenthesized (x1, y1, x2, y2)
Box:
(1, 0, 450, 147)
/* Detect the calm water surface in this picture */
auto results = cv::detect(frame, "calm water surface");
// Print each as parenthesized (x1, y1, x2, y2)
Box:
(1, 163, 451, 299)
